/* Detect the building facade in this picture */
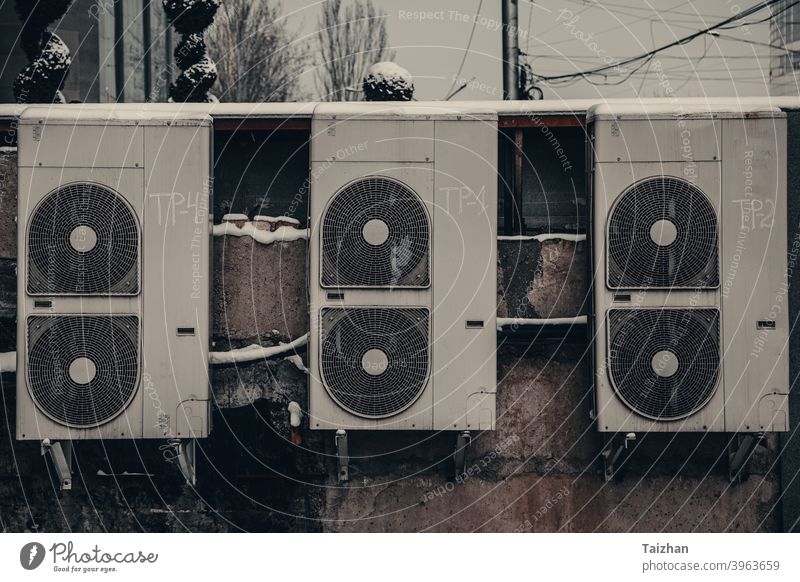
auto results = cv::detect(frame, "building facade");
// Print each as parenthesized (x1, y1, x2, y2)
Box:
(770, 0, 800, 96)
(0, 0, 173, 104)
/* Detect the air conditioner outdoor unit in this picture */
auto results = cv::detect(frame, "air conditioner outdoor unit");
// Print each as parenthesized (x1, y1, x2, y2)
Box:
(590, 103, 789, 433)
(308, 104, 497, 431)
(16, 107, 213, 443)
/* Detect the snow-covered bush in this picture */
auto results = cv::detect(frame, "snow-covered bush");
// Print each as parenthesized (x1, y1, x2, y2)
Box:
(362, 62, 414, 101)
(163, 0, 221, 34)
(163, 0, 221, 102)
(13, 0, 74, 103)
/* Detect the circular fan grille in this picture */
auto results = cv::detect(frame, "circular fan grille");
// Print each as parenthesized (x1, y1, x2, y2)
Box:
(320, 308, 429, 418)
(322, 177, 429, 287)
(607, 176, 718, 288)
(27, 316, 139, 427)
(28, 183, 139, 295)
(608, 309, 720, 421)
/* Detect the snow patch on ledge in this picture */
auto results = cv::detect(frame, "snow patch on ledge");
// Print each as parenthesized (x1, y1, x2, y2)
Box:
(221, 213, 249, 222)
(0, 352, 16, 373)
(253, 215, 300, 225)
(498, 233, 586, 242)
(212, 221, 309, 245)
(496, 316, 588, 331)
(210, 334, 308, 365)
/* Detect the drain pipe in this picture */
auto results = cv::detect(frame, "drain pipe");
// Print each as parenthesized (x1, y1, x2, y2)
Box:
(287, 402, 303, 445)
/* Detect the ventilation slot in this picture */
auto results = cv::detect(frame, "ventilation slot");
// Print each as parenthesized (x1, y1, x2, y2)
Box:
(607, 176, 718, 289)
(27, 182, 139, 295)
(321, 176, 429, 287)
(27, 316, 139, 427)
(608, 309, 720, 421)
(320, 308, 429, 418)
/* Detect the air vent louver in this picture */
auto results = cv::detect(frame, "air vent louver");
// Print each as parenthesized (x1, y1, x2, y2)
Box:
(322, 177, 429, 287)
(320, 308, 429, 418)
(608, 309, 720, 421)
(607, 177, 718, 288)
(27, 316, 139, 427)
(27, 183, 139, 295)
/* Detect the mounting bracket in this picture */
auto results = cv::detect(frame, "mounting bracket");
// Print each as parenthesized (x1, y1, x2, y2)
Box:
(728, 432, 764, 483)
(602, 432, 636, 481)
(175, 439, 197, 486)
(453, 431, 472, 480)
(335, 429, 349, 483)
(41, 439, 72, 490)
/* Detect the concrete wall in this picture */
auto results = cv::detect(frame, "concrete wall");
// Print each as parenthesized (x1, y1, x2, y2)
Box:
(0, 128, 789, 532)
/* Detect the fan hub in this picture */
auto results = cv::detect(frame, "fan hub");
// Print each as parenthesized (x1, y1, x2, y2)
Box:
(362, 219, 390, 246)
(651, 350, 679, 378)
(68, 357, 97, 384)
(69, 225, 98, 253)
(362, 348, 389, 376)
(649, 219, 677, 246)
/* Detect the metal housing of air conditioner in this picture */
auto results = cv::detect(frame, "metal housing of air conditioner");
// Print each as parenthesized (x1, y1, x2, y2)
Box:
(308, 104, 498, 431)
(16, 107, 213, 441)
(589, 103, 789, 433)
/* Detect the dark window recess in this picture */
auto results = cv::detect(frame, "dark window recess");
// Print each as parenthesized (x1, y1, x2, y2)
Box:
(327, 292, 344, 300)
(465, 320, 484, 329)
(34, 300, 52, 308)
(213, 130, 310, 225)
(613, 294, 631, 302)
(176, 327, 196, 336)
(757, 320, 776, 330)
(520, 126, 587, 235)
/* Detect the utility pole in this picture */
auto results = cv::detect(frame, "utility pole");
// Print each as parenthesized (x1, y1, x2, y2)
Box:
(501, 0, 524, 235)
(502, 0, 519, 100)
(143, 0, 152, 101)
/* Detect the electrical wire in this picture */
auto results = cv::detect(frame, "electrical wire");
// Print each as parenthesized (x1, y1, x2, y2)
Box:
(717, 0, 796, 29)
(561, 0, 744, 20)
(442, 0, 484, 99)
(533, 0, 697, 50)
(535, 0, 786, 83)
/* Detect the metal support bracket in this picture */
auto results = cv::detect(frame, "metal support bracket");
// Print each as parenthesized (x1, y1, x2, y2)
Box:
(453, 431, 472, 480)
(729, 432, 764, 483)
(335, 429, 349, 483)
(176, 439, 197, 486)
(602, 432, 636, 481)
(41, 439, 72, 490)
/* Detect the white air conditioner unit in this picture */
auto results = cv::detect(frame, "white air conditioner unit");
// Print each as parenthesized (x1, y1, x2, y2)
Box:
(590, 103, 789, 433)
(16, 107, 213, 442)
(308, 104, 497, 431)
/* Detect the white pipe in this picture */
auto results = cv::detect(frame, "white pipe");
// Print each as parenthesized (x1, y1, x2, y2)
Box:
(0, 352, 16, 373)
(497, 233, 586, 242)
(287, 402, 303, 428)
(209, 334, 308, 365)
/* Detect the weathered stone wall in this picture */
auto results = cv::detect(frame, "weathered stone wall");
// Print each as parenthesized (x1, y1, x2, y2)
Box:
(0, 141, 786, 532)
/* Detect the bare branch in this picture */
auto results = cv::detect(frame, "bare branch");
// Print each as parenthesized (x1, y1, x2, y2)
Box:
(315, 0, 394, 101)
(207, 0, 309, 102)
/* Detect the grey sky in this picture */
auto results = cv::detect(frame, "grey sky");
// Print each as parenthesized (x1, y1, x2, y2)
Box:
(286, 0, 776, 100)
